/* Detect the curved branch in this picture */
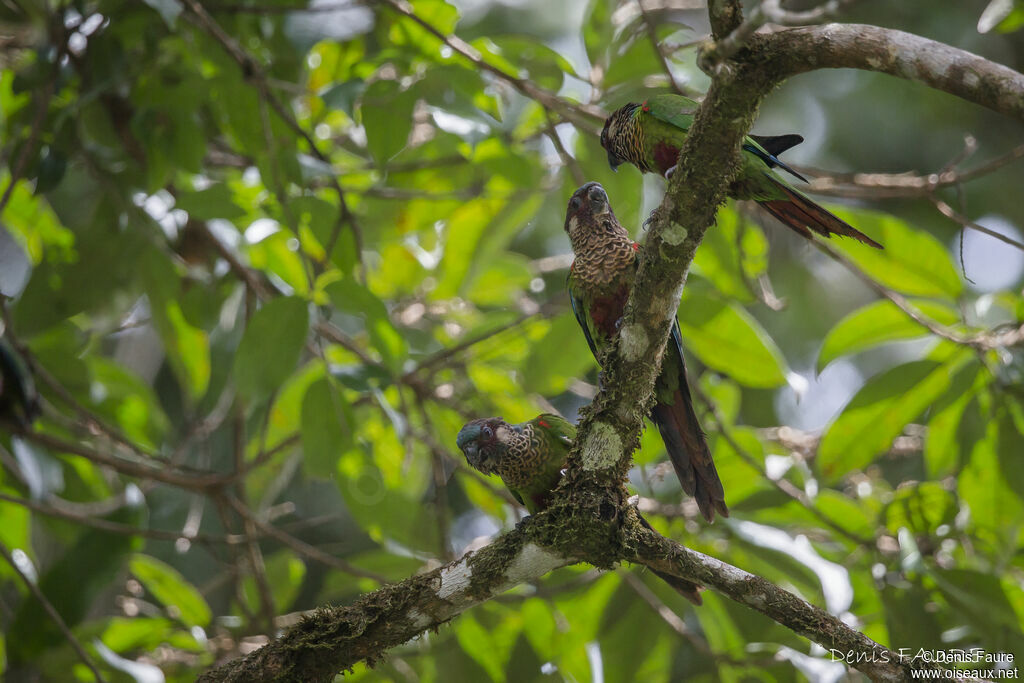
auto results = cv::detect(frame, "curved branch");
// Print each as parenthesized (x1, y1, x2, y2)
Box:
(199, 520, 571, 682)
(762, 23, 1024, 122)
(628, 523, 951, 682)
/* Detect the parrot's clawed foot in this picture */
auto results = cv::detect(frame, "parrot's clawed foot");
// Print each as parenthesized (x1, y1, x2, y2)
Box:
(597, 369, 606, 391)
(643, 205, 667, 231)
(663, 164, 677, 180)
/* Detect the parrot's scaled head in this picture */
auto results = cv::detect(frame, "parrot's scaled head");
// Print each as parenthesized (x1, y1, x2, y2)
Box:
(565, 181, 612, 231)
(600, 102, 640, 171)
(457, 417, 514, 475)
(564, 182, 628, 249)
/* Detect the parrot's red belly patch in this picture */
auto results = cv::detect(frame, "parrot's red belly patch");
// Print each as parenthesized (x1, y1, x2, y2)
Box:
(652, 142, 680, 174)
(590, 285, 629, 339)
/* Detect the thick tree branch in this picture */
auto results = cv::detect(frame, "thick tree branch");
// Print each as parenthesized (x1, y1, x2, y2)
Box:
(199, 520, 571, 682)
(708, 0, 743, 39)
(628, 524, 945, 681)
(759, 24, 1024, 122)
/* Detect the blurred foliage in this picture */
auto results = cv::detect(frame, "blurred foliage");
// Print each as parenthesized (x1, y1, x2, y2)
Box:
(0, 0, 1023, 681)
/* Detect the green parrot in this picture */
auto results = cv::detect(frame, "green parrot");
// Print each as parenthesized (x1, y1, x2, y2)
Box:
(457, 413, 703, 604)
(565, 182, 727, 523)
(0, 337, 39, 429)
(600, 93, 883, 249)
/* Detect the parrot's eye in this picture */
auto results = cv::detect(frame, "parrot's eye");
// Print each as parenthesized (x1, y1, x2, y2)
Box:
(569, 196, 582, 211)
(482, 425, 493, 439)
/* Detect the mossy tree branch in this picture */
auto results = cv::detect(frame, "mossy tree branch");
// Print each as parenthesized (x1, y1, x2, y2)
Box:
(627, 521, 941, 682)
(201, 12, 1024, 683)
(198, 521, 573, 683)
(758, 24, 1024, 122)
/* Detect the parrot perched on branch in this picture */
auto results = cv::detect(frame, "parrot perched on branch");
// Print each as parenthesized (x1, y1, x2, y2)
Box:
(565, 182, 727, 523)
(457, 413, 703, 604)
(600, 93, 883, 249)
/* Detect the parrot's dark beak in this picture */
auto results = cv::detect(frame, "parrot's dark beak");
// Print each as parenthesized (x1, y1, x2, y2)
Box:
(606, 150, 620, 172)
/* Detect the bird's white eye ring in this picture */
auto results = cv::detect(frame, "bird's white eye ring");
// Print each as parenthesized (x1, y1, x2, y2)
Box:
(482, 426, 493, 438)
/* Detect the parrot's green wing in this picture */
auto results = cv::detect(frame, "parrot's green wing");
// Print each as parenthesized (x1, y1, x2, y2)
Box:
(532, 413, 576, 450)
(642, 93, 700, 132)
(568, 271, 599, 357)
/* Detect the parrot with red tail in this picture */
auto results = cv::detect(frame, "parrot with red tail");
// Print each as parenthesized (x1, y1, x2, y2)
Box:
(600, 93, 883, 248)
(565, 182, 728, 523)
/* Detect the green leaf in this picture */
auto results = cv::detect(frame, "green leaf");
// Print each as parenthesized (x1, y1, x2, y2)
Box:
(831, 207, 963, 298)
(813, 490, 876, 541)
(130, 555, 212, 628)
(521, 313, 595, 395)
(360, 79, 415, 165)
(9, 507, 142, 665)
(242, 553, 306, 615)
(924, 362, 984, 476)
(819, 353, 975, 480)
(100, 617, 200, 654)
(958, 407, 1024, 548)
(883, 583, 945, 653)
(884, 482, 956, 536)
(692, 207, 763, 302)
(489, 37, 575, 90)
(388, 0, 459, 50)
(677, 290, 787, 388)
(175, 184, 246, 220)
(320, 79, 364, 117)
(301, 376, 355, 478)
(234, 296, 309, 399)
(998, 400, 1024, 500)
(140, 248, 211, 401)
(931, 568, 1024, 653)
(817, 299, 960, 371)
(604, 34, 662, 89)
(325, 278, 405, 372)
(583, 0, 615, 70)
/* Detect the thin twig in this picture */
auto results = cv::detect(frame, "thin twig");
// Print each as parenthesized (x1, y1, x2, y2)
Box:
(178, 0, 366, 278)
(689, 384, 875, 547)
(0, 539, 108, 682)
(543, 112, 585, 186)
(0, 40, 59, 218)
(22, 431, 232, 490)
(0, 491, 244, 544)
(930, 195, 1024, 252)
(637, 0, 687, 95)
(371, 0, 603, 132)
(225, 494, 389, 582)
(804, 142, 1024, 201)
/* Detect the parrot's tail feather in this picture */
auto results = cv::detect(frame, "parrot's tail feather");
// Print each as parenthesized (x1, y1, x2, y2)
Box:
(759, 178, 884, 249)
(650, 388, 728, 523)
(744, 135, 807, 182)
(652, 569, 704, 605)
(750, 133, 804, 158)
(637, 513, 703, 605)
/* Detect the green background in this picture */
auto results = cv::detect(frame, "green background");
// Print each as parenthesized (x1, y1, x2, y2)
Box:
(1, 0, 1023, 680)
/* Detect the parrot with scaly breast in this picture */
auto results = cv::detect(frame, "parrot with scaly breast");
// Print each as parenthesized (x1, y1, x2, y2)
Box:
(457, 413, 703, 604)
(565, 182, 727, 523)
(600, 93, 883, 249)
